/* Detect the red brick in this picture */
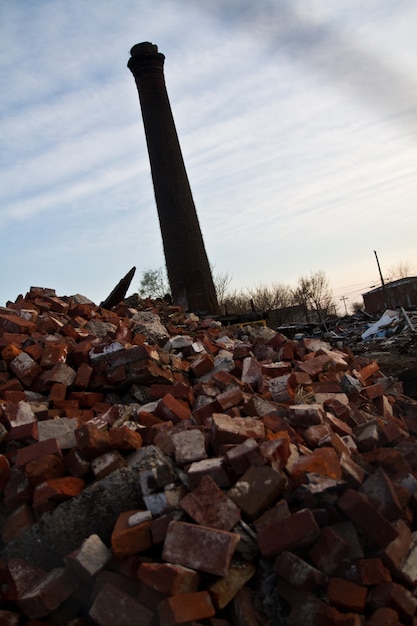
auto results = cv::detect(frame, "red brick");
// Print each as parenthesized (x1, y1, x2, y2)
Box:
(230, 586, 269, 626)
(357, 557, 392, 585)
(367, 581, 417, 619)
(90, 450, 126, 479)
(257, 508, 320, 558)
(89, 582, 153, 626)
(2, 400, 36, 428)
(24, 454, 66, 486)
(15, 438, 63, 468)
(154, 393, 192, 423)
(18, 566, 79, 619)
(358, 360, 380, 382)
(1, 504, 35, 543)
(0, 453, 11, 492)
(309, 526, 350, 575)
(162, 520, 240, 576)
(73, 362, 93, 388)
(111, 510, 153, 559)
(211, 413, 265, 447)
(40, 342, 69, 368)
(359, 467, 403, 521)
(138, 561, 200, 595)
(1, 344, 22, 362)
(225, 438, 259, 475)
(3, 557, 46, 603)
(296, 354, 331, 378)
(216, 386, 244, 411)
(2, 467, 33, 511)
(187, 457, 231, 489)
(327, 577, 367, 613)
(337, 488, 399, 547)
(228, 465, 286, 521)
(288, 403, 325, 427)
(108, 426, 143, 451)
(367, 607, 400, 626)
(208, 561, 256, 611)
(274, 550, 326, 591)
(158, 591, 215, 624)
(180, 474, 241, 531)
(290, 447, 341, 485)
(32, 476, 85, 517)
(9, 352, 43, 386)
(74, 423, 110, 459)
(63, 448, 91, 478)
(0, 313, 36, 335)
(315, 605, 363, 626)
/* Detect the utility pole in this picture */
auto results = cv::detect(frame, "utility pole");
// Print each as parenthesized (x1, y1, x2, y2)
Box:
(374, 250, 391, 309)
(128, 42, 220, 315)
(340, 296, 348, 316)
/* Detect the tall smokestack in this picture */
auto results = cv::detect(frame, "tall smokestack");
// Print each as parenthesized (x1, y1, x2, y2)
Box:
(128, 42, 219, 315)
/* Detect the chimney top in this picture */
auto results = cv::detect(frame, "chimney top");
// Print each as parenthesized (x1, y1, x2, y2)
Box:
(130, 42, 162, 58)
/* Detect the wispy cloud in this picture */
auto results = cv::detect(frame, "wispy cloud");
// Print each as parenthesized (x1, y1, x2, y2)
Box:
(0, 0, 416, 308)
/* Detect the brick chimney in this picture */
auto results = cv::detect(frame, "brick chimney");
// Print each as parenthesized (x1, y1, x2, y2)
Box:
(128, 42, 220, 315)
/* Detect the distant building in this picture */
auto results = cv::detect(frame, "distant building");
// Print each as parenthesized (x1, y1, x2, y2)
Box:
(362, 276, 417, 314)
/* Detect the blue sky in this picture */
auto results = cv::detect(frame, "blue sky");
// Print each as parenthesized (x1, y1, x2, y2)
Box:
(1, 0, 416, 313)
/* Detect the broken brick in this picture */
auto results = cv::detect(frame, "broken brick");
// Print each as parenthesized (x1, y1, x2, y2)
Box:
(162, 520, 240, 577)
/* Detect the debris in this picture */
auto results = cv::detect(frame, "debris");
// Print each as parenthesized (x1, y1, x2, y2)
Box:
(1, 286, 417, 624)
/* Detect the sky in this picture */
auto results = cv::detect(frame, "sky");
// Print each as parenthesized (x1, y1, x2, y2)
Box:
(1, 0, 416, 314)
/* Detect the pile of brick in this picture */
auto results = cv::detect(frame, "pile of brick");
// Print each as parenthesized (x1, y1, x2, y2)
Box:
(1, 287, 417, 625)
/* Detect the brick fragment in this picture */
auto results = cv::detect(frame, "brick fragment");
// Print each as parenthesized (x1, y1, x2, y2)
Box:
(111, 510, 152, 559)
(208, 561, 256, 610)
(228, 465, 286, 520)
(3, 557, 46, 603)
(274, 550, 326, 591)
(0, 453, 11, 492)
(367, 607, 400, 626)
(159, 591, 215, 624)
(171, 428, 207, 465)
(290, 447, 341, 485)
(108, 426, 143, 451)
(337, 488, 399, 547)
(288, 403, 325, 427)
(1, 503, 35, 543)
(24, 454, 66, 486)
(367, 581, 417, 620)
(187, 457, 230, 489)
(357, 557, 392, 585)
(74, 423, 110, 459)
(138, 561, 200, 595)
(154, 393, 192, 423)
(32, 476, 85, 517)
(65, 533, 111, 581)
(211, 413, 265, 447)
(91, 450, 126, 479)
(162, 520, 240, 576)
(309, 526, 350, 575)
(359, 466, 403, 521)
(225, 438, 259, 475)
(327, 577, 367, 613)
(180, 474, 241, 531)
(257, 508, 320, 558)
(18, 566, 79, 619)
(89, 582, 153, 626)
(15, 438, 63, 468)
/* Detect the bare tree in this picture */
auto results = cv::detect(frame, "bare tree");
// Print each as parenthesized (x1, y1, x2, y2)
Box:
(293, 271, 335, 324)
(212, 268, 233, 307)
(387, 260, 414, 281)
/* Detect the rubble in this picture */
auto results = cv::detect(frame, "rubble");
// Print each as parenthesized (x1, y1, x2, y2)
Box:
(1, 286, 417, 624)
